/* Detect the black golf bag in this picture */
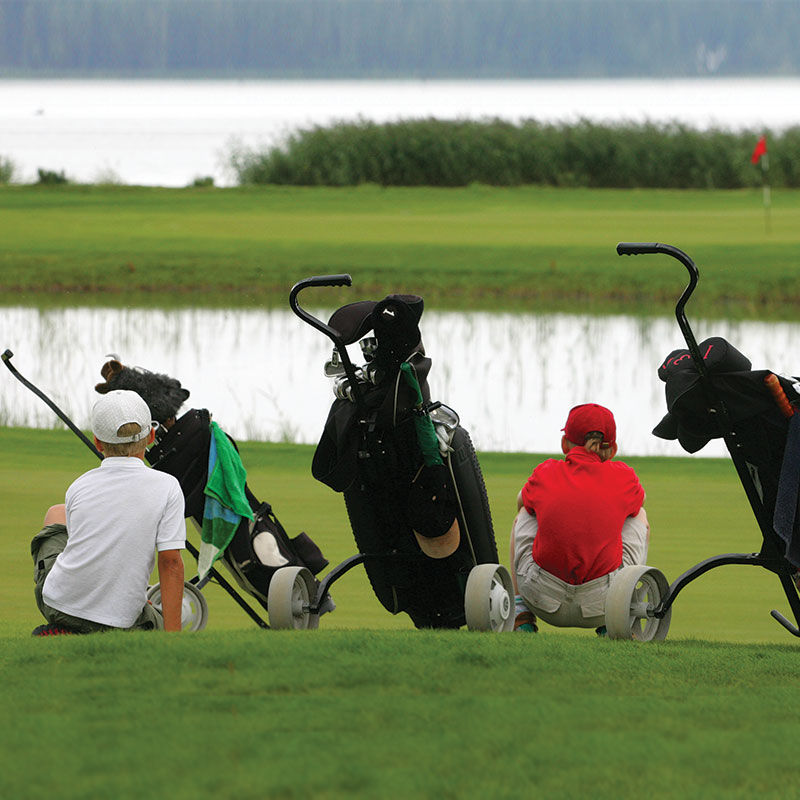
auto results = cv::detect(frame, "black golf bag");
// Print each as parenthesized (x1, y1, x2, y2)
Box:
(147, 408, 329, 612)
(292, 277, 507, 630)
(654, 336, 800, 568)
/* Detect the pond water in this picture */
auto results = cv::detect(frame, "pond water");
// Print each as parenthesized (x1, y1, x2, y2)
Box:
(3, 305, 800, 458)
(1, 77, 797, 186)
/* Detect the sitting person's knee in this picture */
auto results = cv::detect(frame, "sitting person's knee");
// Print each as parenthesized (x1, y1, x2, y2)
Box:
(43, 504, 66, 526)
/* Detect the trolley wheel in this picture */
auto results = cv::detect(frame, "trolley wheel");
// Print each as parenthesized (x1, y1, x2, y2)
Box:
(605, 565, 672, 641)
(146, 581, 209, 632)
(267, 566, 320, 630)
(464, 563, 514, 632)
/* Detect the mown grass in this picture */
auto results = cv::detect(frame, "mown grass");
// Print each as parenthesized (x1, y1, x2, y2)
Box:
(1, 184, 799, 317)
(4, 428, 800, 797)
(2, 631, 800, 799)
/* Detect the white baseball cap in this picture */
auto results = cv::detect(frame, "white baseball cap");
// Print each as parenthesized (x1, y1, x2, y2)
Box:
(91, 389, 156, 444)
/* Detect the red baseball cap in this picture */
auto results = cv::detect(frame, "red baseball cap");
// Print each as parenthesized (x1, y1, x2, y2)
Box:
(562, 403, 616, 447)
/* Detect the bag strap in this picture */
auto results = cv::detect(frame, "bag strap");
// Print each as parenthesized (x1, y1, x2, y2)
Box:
(773, 413, 800, 567)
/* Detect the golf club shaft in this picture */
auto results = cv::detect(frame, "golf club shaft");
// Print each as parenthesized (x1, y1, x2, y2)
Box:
(2, 349, 102, 459)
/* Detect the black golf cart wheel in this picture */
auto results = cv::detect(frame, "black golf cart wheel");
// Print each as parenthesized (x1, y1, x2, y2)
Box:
(146, 581, 209, 632)
(267, 566, 320, 630)
(464, 563, 514, 632)
(605, 565, 672, 641)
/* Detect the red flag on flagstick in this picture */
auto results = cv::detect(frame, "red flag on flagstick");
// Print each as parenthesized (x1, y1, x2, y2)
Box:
(751, 135, 768, 164)
(751, 135, 771, 234)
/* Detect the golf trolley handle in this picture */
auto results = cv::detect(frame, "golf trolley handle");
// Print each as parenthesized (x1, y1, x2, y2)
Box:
(2, 348, 102, 458)
(289, 274, 352, 343)
(616, 242, 708, 382)
(618, 241, 779, 545)
(289, 273, 367, 410)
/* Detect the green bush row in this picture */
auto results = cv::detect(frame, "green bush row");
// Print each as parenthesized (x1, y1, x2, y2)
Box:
(230, 119, 800, 189)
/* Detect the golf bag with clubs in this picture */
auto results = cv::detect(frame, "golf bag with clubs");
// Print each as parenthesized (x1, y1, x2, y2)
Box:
(287, 275, 514, 632)
(95, 358, 330, 627)
(605, 242, 800, 641)
(147, 408, 329, 610)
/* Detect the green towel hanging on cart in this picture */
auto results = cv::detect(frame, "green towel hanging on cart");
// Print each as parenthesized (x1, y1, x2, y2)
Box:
(399, 363, 460, 558)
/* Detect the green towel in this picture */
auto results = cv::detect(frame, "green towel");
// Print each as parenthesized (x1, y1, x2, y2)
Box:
(400, 362, 457, 540)
(399, 362, 442, 467)
(205, 422, 253, 518)
(197, 422, 254, 579)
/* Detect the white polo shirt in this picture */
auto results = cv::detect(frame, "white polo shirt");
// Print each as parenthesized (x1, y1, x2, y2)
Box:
(43, 456, 186, 628)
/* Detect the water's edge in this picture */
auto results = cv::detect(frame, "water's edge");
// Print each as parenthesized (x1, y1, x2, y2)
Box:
(4, 305, 798, 457)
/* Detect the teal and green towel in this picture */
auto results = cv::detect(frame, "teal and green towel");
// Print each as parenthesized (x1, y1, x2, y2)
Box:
(197, 422, 253, 579)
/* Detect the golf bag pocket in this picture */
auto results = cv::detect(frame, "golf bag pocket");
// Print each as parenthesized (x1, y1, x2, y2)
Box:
(289, 532, 329, 576)
(224, 503, 329, 603)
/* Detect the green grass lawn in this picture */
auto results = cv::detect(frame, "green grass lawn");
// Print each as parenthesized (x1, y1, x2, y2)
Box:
(3, 182, 800, 798)
(2, 184, 799, 317)
(2, 630, 800, 799)
(3, 434, 800, 798)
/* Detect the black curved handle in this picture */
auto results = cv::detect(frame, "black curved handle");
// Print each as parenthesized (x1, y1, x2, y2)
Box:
(293, 274, 352, 292)
(289, 274, 352, 345)
(616, 242, 699, 284)
(616, 242, 661, 256)
(616, 242, 706, 380)
(288, 273, 367, 410)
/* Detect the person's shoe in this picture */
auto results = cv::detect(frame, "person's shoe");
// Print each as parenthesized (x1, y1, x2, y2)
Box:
(595, 625, 607, 637)
(31, 623, 78, 637)
(514, 610, 538, 633)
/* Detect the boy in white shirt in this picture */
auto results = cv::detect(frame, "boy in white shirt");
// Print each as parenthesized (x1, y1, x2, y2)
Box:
(31, 390, 186, 634)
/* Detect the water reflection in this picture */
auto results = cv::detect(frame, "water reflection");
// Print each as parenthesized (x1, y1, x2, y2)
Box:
(3, 306, 800, 457)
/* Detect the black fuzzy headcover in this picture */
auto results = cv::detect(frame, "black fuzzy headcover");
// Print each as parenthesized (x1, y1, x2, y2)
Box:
(95, 358, 190, 425)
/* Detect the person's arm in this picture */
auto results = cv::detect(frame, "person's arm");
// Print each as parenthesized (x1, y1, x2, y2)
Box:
(157, 549, 185, 632)
(621, 507, 650, 567)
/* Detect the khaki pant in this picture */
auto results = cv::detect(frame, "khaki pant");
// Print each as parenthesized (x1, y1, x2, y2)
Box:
(512, 509, 649, 629)
(31, 523, 158, 633)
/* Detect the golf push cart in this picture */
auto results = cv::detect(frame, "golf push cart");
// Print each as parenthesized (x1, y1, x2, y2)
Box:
(2, 350, 329, 633)
(603, 242, 800, 641)
(272, 274, 515, 632)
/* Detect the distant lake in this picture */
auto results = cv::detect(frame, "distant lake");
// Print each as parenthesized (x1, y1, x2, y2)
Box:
(3, 305, 800, 458)
(1, 78, 798, 187)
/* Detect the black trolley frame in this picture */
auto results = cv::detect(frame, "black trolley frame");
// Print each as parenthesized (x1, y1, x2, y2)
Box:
(617, 242, 800, 637)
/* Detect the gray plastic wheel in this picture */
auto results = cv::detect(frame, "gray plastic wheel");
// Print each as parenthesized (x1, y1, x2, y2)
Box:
(267, 566, 319, 630)
(605, 565, 671, 641)
(464, 563, 514, 632)
(146, 581, 209, 632)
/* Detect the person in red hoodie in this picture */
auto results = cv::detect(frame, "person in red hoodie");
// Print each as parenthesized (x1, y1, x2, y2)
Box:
(510, 403, 650, 633)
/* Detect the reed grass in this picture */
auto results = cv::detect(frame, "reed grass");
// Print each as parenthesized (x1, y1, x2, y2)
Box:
(230, 119, 800, 189)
